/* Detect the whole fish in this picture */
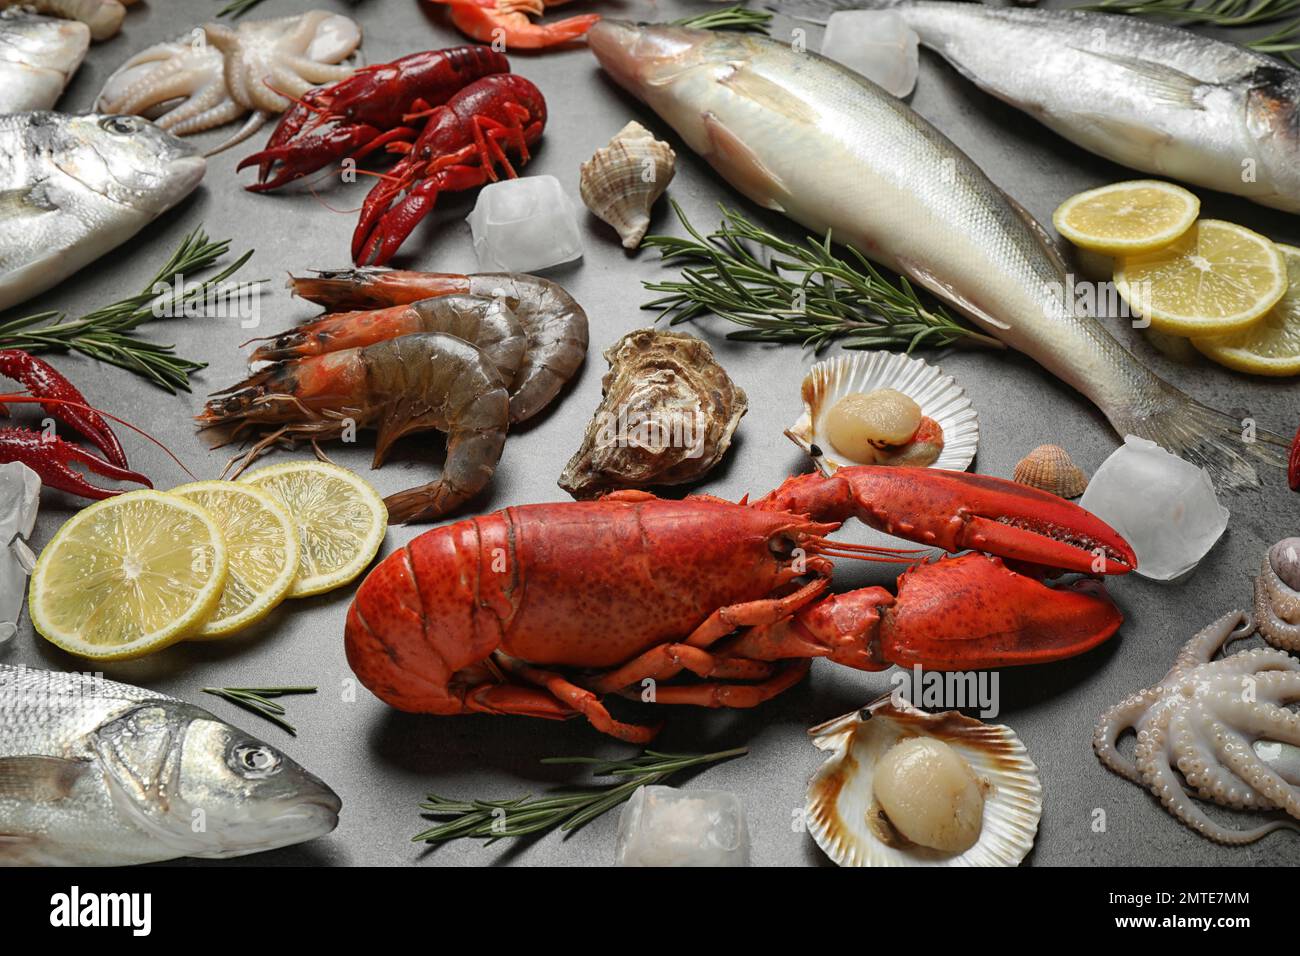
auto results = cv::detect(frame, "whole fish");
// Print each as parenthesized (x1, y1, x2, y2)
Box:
(0, 10, 89, 112)
(0, 664, 341, 865)
(0, 0, 132, 42)
(776, 0, 1300, 213)
(588, 21, 1286, 486)
(0, 112, 206, 314)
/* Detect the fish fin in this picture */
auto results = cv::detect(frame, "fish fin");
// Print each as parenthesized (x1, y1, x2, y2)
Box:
(702, 111, 792, 213)
(0, 182, 60, 220)
(1113, 382, 1289, 490)
(0, 755, 89, 803)
(1000, 188, 1070, 274)
(1069, 48, 1207, 109)
(895, 255, 1012, 331)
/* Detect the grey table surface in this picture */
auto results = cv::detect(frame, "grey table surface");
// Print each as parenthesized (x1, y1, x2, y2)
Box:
(5, 0, 1299, 868)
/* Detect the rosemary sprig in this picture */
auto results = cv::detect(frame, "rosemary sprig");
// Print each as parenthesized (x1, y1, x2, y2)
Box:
(1080, 0, 1300, 65)
(413, 747, 748, 845)
(202, 686, 317, 735)
(674, 4, 774, 32)
(642, 202, 1001, 352)
(0, 227, 257, 392)
(216, 0, 266, 17)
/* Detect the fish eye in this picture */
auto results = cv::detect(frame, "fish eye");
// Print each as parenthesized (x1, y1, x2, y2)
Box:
(100, 116, 140, 136)
(232, 745, 282, 778)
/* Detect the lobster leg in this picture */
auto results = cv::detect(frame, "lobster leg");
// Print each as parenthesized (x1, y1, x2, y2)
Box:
(756, 466, 1138, 576)
(0, 350, 129, 468)
(494, 654, 661, 743)
(0, 427, 151, 501)
(620, 660, 811, 709)
(681, 576, 831, 647)
(582, 644, 777, 694)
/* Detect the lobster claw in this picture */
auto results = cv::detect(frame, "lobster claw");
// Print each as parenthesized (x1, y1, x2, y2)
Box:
(874, 553, 1123, 669)
(756, 466, 1137, 576)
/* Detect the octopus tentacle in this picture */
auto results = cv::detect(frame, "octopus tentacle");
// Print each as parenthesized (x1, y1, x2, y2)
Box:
(1092, 688, 1158, 783)
(1173, 610, 1252, 671)
(1177, 700, 1274, 809)
(156, 80, 229, 133)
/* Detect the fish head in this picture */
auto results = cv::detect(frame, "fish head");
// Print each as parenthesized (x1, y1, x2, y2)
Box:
(588, 20, 752, 99)
(46, 114, 206, 216)
(94, 702, 340, 861)
(1244, 66, 1300, 208)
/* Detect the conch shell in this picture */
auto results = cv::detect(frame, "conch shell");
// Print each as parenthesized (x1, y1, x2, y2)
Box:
(579, 121, 675, 249)
(559, 329, 746, 498)
(1013, 444, 1087, 498)
(1255, 537, 1300, 651)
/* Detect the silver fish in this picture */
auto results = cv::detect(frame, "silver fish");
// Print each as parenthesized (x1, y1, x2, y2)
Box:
(0, 112, 206, 314)
(0, 0, 131, 43)
(777, 0, 1300, 213)
(0, 10, 89, 112)
(0, 664, 341, 865)
(588, 21, 1285, 486)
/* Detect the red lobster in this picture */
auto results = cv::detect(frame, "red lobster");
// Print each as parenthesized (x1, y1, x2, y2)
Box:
(0, 350, 150, 500)
(351, 73, 546, 266)
(238, 46, 511, 192)
(345, 468, 1137, 742)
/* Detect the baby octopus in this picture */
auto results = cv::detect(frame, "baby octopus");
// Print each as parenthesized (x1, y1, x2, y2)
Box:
(1093, 610, 1300, 845)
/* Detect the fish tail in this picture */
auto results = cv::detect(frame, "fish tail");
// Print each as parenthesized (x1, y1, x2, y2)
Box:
(1111, 382, 1289, 490)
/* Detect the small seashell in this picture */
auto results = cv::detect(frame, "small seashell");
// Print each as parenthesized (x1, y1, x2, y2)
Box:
(785, 351, 977, 474)
(579, 121, 676, 249)
(1013, 444, 1088, 498)
(805, 695, 1041, 867)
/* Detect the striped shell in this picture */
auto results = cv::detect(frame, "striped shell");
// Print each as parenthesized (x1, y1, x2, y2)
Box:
(1013, 444, 1088, 498)
(579, 121, 675, 249)
(785, 351, 978, 474)
(806, 696, 1041, 867)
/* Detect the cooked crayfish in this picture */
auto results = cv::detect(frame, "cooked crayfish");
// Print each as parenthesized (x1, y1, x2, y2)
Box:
(0, 349, 150, 499)
(201, 331, 509, 523)
(274, 267, 588, 423)
(239, 46, 510, 191)
(428, 0, 599, 50)
(344, 467, 1136, 742)
(352, 73, 546, 265)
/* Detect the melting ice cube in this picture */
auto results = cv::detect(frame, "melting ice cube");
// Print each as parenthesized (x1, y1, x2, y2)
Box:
(467, 175, 583, 272)
(820, 11, 920, 98)
(1079, 435, 1229, 581)
(615, 785, 750, 867)
(0, 462, 40, 645)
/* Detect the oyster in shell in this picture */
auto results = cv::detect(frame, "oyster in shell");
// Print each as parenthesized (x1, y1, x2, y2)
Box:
(787, 351, 977, 475)
(806, 695, 1041, 867)
(559, 329, 746, 498)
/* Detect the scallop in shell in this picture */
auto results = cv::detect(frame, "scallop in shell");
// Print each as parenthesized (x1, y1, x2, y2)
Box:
(806, 695, 1041, 867)
(1254, 537, 1300, 651)
(1013, 444, 1088, 498)
(786, 351, 977, 475)
(579, 121, 676, 249)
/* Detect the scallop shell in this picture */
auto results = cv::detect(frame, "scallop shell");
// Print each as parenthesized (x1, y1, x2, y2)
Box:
(785, 351, 978, 474)
(1013, 444, 1088, 498)
(1254, 537, 1300, 651)
(806, 696, 1042, 867)
(579, 121, 676, 249)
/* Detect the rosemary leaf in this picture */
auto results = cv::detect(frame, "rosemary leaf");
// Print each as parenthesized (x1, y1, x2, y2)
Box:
(0, 227, 258, 392)
(202, 686, 317, 735)
(674, 4, 774, 33)
(642, 202, 1001, 352)
(413, 747, 747, 845)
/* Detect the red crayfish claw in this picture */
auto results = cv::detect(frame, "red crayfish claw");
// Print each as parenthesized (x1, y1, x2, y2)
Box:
(755, 466, 1137, 576)
(0, 349, 129, 469)
(0, 427, 151, 500)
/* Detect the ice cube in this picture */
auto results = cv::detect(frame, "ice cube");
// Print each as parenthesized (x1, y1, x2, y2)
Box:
(615, 785, 750, 867)
(820, 11, 920, 98)
(1079, 435, 1229, 581)
(0, 462, 40, 645)
(467, 175, 583, 272)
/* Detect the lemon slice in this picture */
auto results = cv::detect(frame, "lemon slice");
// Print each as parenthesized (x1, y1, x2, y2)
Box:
(1114, 220, 1288, 335)
(239, 461, 386, 598)
(1193, 243, 1300, 376)
(1053, 180, 1200, 254)
(29, 490, 228, 660)
(172, 481, 299, 638)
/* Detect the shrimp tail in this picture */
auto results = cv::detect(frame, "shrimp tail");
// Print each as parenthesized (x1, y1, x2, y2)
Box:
(290, 268, 469, 310)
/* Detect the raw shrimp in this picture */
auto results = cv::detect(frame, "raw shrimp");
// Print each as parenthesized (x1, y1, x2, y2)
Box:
(250, 293, 528, 395)
(289, 268, 588, 423)
(200, 331, 509, 522)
